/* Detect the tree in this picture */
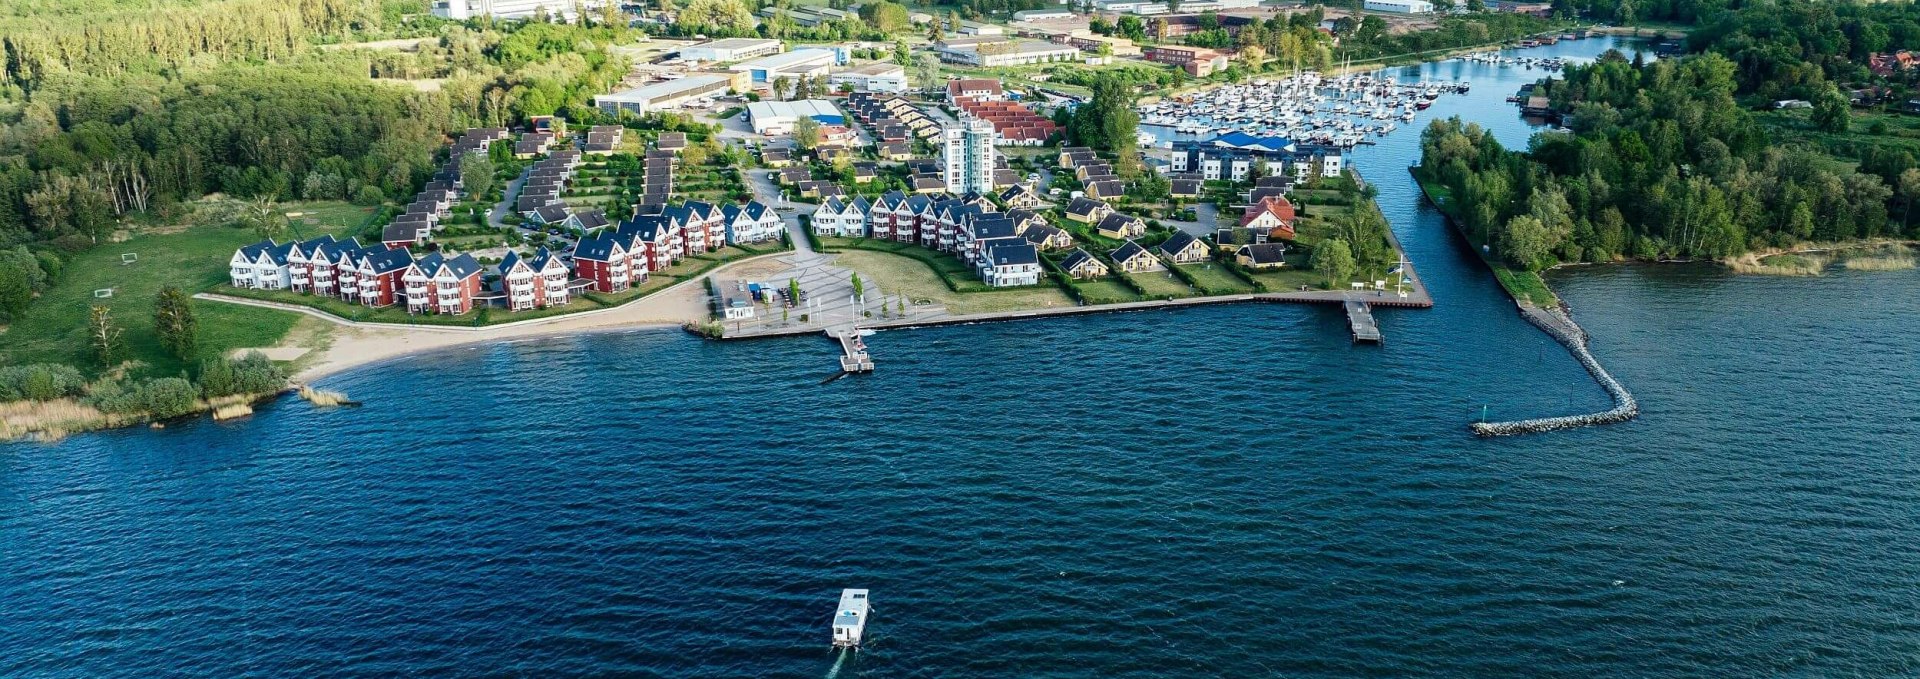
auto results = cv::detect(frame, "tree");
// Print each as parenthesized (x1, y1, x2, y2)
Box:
(793, 75, 814, 100)
(0, 246, 44, 320)
(772, 76, 793, 101)
(243, 196, 284, 240)
(1898, 168, 1920, 231)
(1312, 238, 1356, 289)
(788, 277, 802, 305)
(153, 286, 198, 362)
(1072, 75, 1140, 155)
(915, 57, 942, 92)
(89, 304, 122, 368)
(681, 0, 757, 32)
(850, 272, 865, 299)
(1812, 87, 1851, 134)
(860, 1, 911, 33)
(1241, 44, 1268, 72)
(793, 117, 823, 151)
(1499, 214, 1554, 271)
(460, 153, 496, 202)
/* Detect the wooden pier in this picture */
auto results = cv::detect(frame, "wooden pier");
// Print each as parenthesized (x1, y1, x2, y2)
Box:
(831, 329, 874, 373)
(1345, 300, 1382, 343)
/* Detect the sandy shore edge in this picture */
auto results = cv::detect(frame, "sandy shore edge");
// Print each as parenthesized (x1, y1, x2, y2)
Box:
(200, 254, 800, 384)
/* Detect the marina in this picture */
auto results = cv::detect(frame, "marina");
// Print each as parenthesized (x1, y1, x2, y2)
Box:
(1138, 71, 1471, 148)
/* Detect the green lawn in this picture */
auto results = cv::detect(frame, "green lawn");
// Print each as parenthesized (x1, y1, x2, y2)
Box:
(1247, 266, 1325, 292)
(1179, 263, 1255, 294)
(0, 201, 375, 377)
(1129, 269, 1196, 299)
(1074, 277, 1142, 304)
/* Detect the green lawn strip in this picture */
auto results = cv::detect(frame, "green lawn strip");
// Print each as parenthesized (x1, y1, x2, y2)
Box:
(1247, 266, 1325, 292)
(0, 201, 374, 377)
(1074, 277, 1143, 304)
(1178, 263, 1255, 294)
(1127, 269, 1196, 299)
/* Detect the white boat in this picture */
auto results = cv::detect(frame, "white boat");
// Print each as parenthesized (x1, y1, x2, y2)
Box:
(832, 589, 870, 648)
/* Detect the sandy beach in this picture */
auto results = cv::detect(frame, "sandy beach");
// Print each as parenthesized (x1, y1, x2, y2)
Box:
(201, 254, 803, 384)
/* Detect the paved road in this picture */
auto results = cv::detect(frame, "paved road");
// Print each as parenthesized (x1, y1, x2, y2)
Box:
(488, 168, 529, 229)
(1162, 200, 1221, 237)
(742, 161, 815, 255)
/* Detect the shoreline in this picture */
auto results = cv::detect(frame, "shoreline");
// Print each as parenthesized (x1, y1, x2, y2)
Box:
(203, 254, 761, 384)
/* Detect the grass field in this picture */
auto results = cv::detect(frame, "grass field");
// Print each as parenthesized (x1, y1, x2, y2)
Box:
(1074, 277, 1142, 304)
(0, 201, 376, 377)
(1129, 269, 1195, 299)
(830, 249, 1076, 314)
(1179, 263, 1255, 294)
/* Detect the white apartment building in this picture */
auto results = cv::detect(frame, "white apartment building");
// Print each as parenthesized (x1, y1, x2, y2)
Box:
(942, 117, 996, 195)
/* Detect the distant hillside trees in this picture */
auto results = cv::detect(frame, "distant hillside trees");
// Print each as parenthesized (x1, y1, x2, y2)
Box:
(1420, 50, 1900, 268)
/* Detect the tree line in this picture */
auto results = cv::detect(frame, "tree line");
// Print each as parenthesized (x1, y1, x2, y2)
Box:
(1419, 50, 1906, 272)
(1685, 0, 1920, 99)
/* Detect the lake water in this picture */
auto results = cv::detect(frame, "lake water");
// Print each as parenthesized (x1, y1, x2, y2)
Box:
(5, 37, 1919, 677)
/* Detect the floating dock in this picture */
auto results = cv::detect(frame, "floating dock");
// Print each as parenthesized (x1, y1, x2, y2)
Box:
(1345, 300, 1382, 343)
(832, 329, 874, 373)
(832, 589, 870, 648)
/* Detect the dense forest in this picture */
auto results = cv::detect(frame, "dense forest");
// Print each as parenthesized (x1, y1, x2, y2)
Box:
(0, 3, 629, 252)
(1684, 0, 1920, 97)
(1419, 51, 1905, 271)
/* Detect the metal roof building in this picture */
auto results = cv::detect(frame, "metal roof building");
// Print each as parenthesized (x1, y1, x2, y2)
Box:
(594, 75, 733, 115)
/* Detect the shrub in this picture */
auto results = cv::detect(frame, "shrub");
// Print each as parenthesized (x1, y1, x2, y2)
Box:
(0, 364, 87, 402)
(199, 352, 287, 398)
(141, 378, 201, 419)
(87, 377, 201, 418)
(352, 184, 386, 206)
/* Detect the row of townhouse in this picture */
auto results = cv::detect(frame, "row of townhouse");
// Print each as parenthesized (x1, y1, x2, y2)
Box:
(570, 200, 783, 292)
(810, 191, 1063, 287)
(844, 92, 943, 142)
(516, 146, 588, 221)
(230, 235, 485, 313)
(1167, 139, 1344, 182)
(235, 234, 589, 314)
(383, 128, 509, 248)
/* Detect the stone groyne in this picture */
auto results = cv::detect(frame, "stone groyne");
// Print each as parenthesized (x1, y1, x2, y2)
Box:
(1470, 305, 1639, 436)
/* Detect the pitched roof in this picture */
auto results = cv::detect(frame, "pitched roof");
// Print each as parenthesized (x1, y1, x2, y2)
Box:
(1241, 195, 1296, 226)
(1066, 197, 1108, 216)
(1110, 240, 1148, 263)
(1238, 242, 1288, 264)
(1096, 212, 1140, 234)
(1060, 248, 1101, 271)
(972, 216, 1018, 240)
(443, 253, 482, 279)
(364, 247, 415, 273)
(1086, 180, 1124, 198)
(498, 249, 527, 275)
(529, 247, 565, 272)
(381, 221, 429, 244)
(986, 240, 1038, 266)
(1023, 224, 1067, 245)
(572, 233, 623, 262)
(1156, 231, 1200, 256)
